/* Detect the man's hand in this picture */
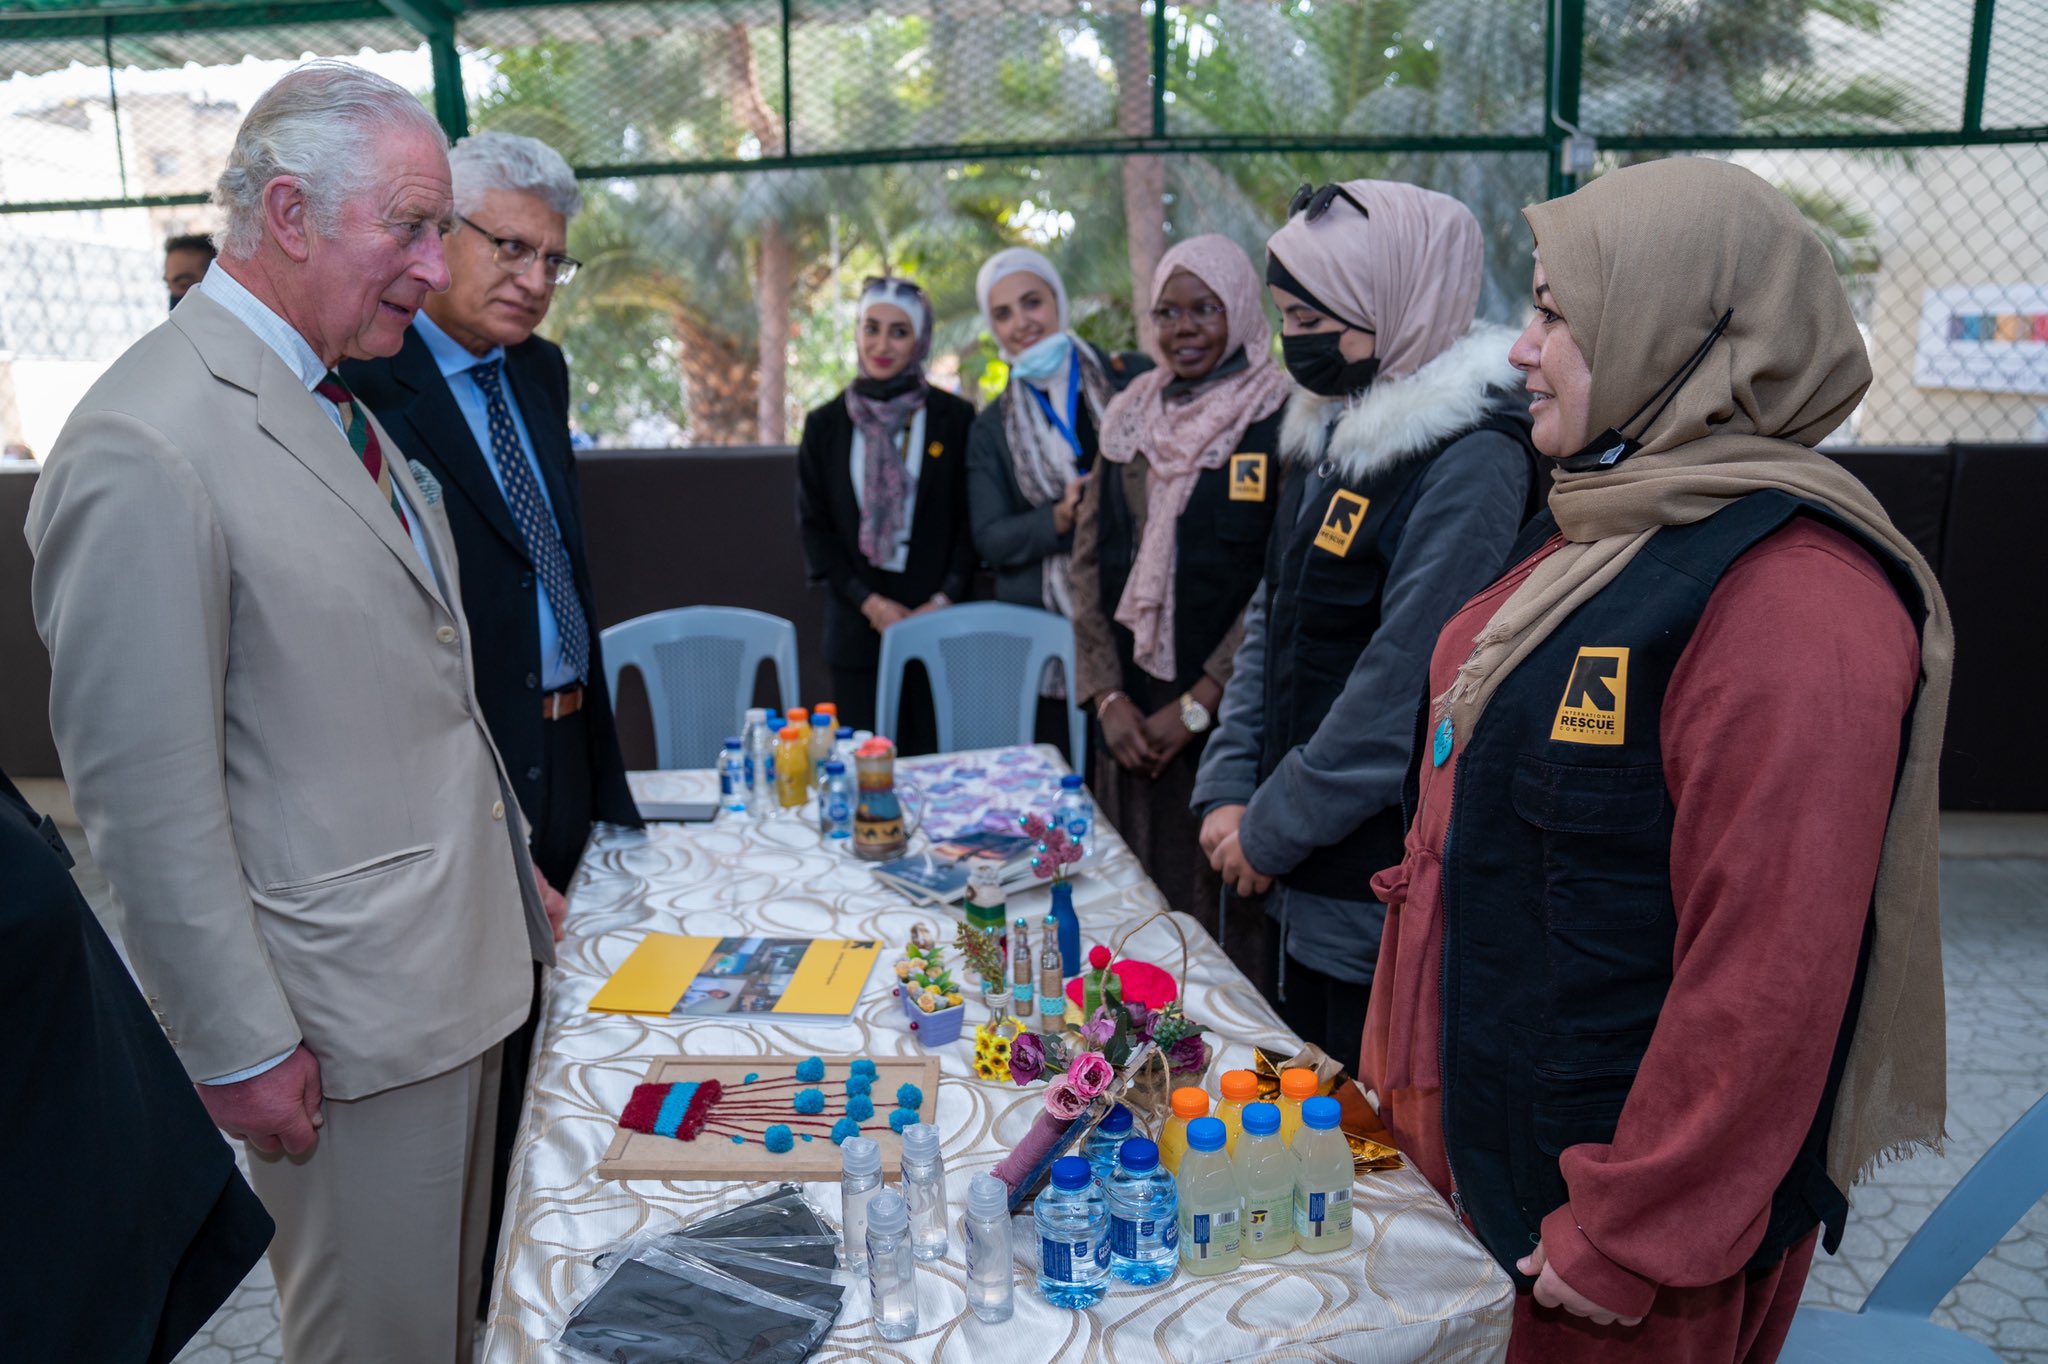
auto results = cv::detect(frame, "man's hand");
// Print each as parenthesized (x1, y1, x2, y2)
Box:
(535, 865, 568, 943)
(198, 1043, 325, 1156)
(861, 593, 911, 632)
(1137, 701, 1193, 778)
(1198, 804, 1245, 859)
(1212, 831, 1273, 897)
(1517, 1241, 1644, 1328)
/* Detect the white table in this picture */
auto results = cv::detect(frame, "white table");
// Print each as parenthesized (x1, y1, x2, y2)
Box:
(482, 746, 1511, 1363)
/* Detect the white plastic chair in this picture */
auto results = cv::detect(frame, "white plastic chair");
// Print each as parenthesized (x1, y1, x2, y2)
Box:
(1779, 1090, 2048, 1364)
(874, 602, 1085, 778)
(601, 607, 800, 769)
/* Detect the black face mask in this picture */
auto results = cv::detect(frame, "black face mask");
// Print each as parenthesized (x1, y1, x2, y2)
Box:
(1553, 308, 1735, 472)
(1282, 331, 1380, 398)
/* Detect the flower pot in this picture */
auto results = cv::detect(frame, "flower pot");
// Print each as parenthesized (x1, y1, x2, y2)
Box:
(895, 984, 967, 1046)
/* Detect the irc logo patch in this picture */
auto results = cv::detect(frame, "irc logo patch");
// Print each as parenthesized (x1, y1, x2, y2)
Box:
(1551, 646, 1629, 745)
(1313, 489, 1371, 556)
(1229, 452, 1268, 502)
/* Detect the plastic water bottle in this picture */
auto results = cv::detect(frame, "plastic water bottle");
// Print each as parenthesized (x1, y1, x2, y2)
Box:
(963, 1172, 1015, 1324)
(718, 737, 747, 816)
(1108, 1137, 1179, 1285)
(865, 1188, 919, 1341)
(1292, 1096, 1355, 1253)
(1234, 1102, 1296, 1260)
(901, 1122, 950, 1262)
(821, 761, 854, 841)
(809, 711, 836, 787)
(1083, 1104, 1134, 1187)
(834, 725, 858, 768)
(1176, 1117, 1244, 1277)
(742, 708, 775, 811)
(1033, 1155, 1109, 1309)
(840, 1136, 882, 1273)
(1053, 773, 1094, 861)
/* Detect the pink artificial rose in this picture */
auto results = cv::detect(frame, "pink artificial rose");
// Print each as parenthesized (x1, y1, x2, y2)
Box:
(1068, 1052, 1115, 1100)
(1081, 1007, 1117, 1049)
(1043, 1073, 1089, 1121)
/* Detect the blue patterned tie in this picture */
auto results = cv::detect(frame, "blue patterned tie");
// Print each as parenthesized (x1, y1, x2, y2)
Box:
(470, 359, 590, 681)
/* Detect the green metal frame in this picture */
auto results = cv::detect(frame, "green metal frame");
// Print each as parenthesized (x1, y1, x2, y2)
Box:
(0, 0, 2040, 216)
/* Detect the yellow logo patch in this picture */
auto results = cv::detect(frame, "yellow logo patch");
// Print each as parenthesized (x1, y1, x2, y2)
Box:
(1551, 647, 1629, 745)
(1313, 489, 1371, 556)
(1228, 452, 1268, 502)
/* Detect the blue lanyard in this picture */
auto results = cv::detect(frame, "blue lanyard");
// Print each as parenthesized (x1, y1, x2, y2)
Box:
(1026, 358, 1085, 468)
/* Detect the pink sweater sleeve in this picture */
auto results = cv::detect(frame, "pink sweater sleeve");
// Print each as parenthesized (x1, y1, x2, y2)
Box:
(1539, 520, 1922, 1317)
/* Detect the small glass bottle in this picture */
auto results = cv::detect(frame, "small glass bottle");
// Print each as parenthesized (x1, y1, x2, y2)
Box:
(1010, 916, 1032, 996)
(840, 1135, 882, 1273)
(865, 1188, 919, 1340)
(900, 1122, 950, 1263)
(1011, 980, 1035, 1020)
(963, 1172, 1016, 1324)
(1038, 917, 1064, 1033)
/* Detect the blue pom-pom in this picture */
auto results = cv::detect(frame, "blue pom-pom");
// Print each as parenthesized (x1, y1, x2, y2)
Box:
(743, 1072, 760, 1084)
(846, 1096, 875, 1122)
(801, 1132, 814, 1142)
(844, 1074, 873, 1098)
(729, 1134, 745, 1145)
(888, 1107, 918, 1133)
(795, 1056, 826, 1082)
(895, 1083, 924, 1111)
(793, 1087, 825, 1115)
(831, 1117, 861, 1144)
(764, 1124, 795, 1153)
(849, 1059, 879, 1080)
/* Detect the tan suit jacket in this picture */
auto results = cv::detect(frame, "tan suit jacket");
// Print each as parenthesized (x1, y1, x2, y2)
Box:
(26, 288, 549, 1102)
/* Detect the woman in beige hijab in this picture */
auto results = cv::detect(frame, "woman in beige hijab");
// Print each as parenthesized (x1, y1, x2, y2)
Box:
(1360, 157, 1951, 1363)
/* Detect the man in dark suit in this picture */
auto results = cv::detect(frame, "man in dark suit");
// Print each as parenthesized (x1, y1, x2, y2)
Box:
(341, 131, 639, 892)
(340, 131, 640, 1294)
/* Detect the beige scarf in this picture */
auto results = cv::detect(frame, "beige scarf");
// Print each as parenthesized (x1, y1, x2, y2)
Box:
(1437, 158, 1951, 1188)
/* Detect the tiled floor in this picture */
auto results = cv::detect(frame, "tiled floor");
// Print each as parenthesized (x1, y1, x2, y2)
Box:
(25, 780, 2043, 1363)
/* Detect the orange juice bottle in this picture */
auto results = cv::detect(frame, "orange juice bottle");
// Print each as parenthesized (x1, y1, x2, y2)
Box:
(1216, 1070, 1258, 1155)
(1279, 1068, 1319, 1147)
(1159, 1086, 1210, 1176)
(775, 724, 811, 807)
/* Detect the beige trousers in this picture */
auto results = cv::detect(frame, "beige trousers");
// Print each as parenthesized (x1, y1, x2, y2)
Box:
(247, 1046, 502, 1364)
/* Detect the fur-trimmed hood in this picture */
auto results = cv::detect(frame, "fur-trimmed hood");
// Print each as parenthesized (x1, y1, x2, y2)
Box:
(1279, 324, 1524, 482)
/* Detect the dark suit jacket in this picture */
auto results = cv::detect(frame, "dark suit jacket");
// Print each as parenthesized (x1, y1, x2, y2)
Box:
(340, 328, 640, 837)
(797, 387, 979, 670)
(2, 769, 273, 1362)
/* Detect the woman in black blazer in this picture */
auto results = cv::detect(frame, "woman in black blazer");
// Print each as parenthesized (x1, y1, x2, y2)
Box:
(797, 276, 978, 733)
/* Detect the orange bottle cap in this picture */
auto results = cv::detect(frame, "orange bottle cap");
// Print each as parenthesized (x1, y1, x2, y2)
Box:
(1170, 1086, 1210, 1119)
(778, 724, 803, 740)
(816, 702, 837, 717)
(1219, 1070, 1258, 1102)
(1279, 1068, 1319, 1100)
(788, 707, 808, 724)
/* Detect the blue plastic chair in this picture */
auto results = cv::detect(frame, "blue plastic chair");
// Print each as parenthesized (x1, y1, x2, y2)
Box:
(601, 607, 800, 769)
(874, 602, 1085, 779)
(1778, 1090, 2048, 1364)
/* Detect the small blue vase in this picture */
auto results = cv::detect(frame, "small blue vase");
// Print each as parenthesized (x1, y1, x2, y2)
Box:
(1050, 879, 1080, 978)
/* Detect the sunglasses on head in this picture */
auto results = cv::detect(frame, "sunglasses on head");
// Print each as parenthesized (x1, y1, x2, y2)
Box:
(1287, 183, 1372, 223)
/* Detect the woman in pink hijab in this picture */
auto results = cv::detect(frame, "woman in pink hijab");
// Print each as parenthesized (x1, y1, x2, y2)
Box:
(1069, 234, 1293, 945)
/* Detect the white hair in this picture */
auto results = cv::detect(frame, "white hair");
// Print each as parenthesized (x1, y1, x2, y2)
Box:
(449, 131, 582, 220)
(213, 61, 447, 259)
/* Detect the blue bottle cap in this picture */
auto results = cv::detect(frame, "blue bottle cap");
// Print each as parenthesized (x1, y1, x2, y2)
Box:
(1117, 1137, 1159, 1173)
(1060, 773, 1084, 790)
(1302, 1096, 1342, 1130)
(1050, 1155, 1094, 1191)
(812, 712, 833, 727)
(1241, 1101, 1281, 1136)
(1098, 1104, 1132, 1136)
(837, 726, 855, 740)
(723, 736, 741, 748)
(1186, 1117, 1228, 1152)
(825, 760, 846, 775)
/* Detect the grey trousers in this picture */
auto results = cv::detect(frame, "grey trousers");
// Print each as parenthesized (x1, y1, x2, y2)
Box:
(246, 1046, 502, 1364)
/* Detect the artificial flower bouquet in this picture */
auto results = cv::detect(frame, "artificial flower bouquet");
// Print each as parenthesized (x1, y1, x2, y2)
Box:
(890, 932, 967, 1045)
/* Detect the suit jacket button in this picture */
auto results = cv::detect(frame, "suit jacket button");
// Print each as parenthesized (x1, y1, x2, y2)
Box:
(526, 673, 540, 689)
(437, 625, 458, 644)
(527, 766, 542, 781)
(492, 800, 506, 820)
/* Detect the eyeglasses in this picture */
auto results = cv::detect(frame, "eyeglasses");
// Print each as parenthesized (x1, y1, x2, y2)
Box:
(1287, 183, 1372, 223)
(1148, 300, 1227, 327)
(458, 216, 581, 285)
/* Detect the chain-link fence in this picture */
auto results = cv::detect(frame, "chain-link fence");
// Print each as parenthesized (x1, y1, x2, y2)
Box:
(1, 0, 2041, 452)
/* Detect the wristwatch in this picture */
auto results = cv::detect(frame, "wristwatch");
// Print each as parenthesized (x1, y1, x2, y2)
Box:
(1179, 692, 1213, 734)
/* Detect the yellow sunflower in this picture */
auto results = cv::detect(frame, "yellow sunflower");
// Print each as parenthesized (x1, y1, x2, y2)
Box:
(974, 1055, 1002, 1080)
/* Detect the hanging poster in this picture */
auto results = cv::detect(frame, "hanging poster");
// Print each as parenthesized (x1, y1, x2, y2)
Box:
(1913, 284, 2048, 396)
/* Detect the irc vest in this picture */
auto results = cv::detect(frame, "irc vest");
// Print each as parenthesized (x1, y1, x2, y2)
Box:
(1259, 399, 1537, 897)
(1420, 490, 1924, 1284)
(1093, 407, 1283, 695)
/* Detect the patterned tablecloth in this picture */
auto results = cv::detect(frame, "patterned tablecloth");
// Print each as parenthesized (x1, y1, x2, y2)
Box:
(482, 746, 1511, 1363)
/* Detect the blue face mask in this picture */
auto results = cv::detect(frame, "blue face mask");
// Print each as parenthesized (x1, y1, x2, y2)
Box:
(1008, 331, 1073, 385)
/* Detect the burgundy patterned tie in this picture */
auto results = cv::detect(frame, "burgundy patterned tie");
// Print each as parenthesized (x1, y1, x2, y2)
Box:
(315, 370, 409, 532)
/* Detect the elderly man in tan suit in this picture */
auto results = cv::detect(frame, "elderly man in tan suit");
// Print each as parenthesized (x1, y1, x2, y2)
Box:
(26, 62, 557, 1364)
